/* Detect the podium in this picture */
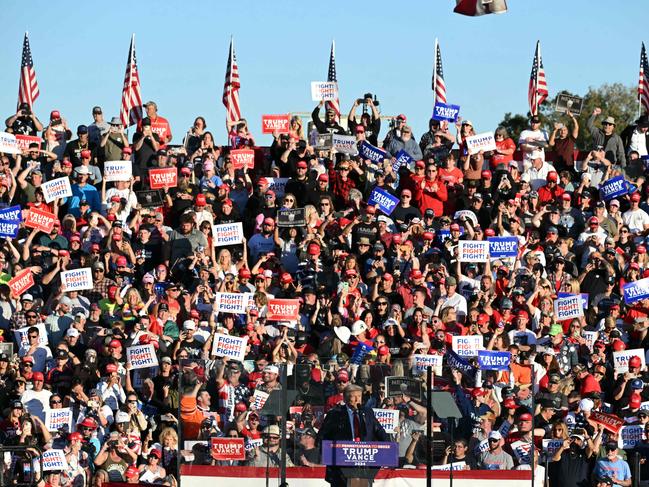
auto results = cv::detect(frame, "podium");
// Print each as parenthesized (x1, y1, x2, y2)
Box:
(322, 441, 398, 487)
(339, 467, 379, 487)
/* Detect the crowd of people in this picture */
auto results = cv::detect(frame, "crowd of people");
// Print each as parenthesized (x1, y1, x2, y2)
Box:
(3, 93, 649, 487)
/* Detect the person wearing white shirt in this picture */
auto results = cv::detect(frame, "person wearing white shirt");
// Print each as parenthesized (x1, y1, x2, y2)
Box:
(507, 310, 537, 350)
(439, 276, 468, 322)
(622, 193, 649, 235)
(522, 151, 554, 191)
(21, 372, 51, 422)
(518, 116, 549, 171)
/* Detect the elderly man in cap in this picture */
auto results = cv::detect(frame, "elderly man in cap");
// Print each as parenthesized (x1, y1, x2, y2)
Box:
(100, 117, 130, 162)
(518, 115, 549, 170)
(588, 107, 626, 167)
(594, 442, 632, 486)
(141, 101, 172, 144)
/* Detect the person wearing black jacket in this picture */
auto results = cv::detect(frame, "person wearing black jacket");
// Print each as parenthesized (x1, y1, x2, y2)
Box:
(284, 161, 312, 207)
(311, 102, 346, 135)
(347, 96, 381, 146)
(319, 384, 387, 487)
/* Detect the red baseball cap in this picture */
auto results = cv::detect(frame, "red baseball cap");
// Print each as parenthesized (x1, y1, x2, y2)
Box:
(481, 170, 492, 179)
(296, 161, 308, 169)
(629, 356, 642, 368)
(588, 217, 599, 225)
(307, 243, 321, 255)
(450, 223, 460, 231)
(410, 269, 423, 279)
(423, 231, 434, 241)
(503, 397, 517, 409)
(263, 217, 275, 227)
(122, 147, 133, 155)
(238, 268, 252, 279)
(195, 194, 207, 206)
(366, 205, 377, 215)
(485, 228, 496, 237)
(116, 256, 128, 267)
(280, 272, 293, 284)
(181, 167, 191, 175)
(377, 345, 390, 356)
(562, 193, 572, 201)
(631, 193, 642, 202)
(397, 114, 407, 121)
(546, 171, 558, 182)
(415, 160, 426, 168)
(31, 372, 44, 381)
(109, 339, 122, 349)
(81, 150, 92, 159)
(318, 173, 329, 182)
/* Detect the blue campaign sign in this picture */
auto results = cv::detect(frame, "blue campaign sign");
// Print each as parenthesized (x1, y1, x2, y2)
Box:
(446, 349, 477, 379)
(351, 343, 374, 365)
(599, 176, 628, 201)
(0, 205, 22, 222)
(0, 220, 20, 238)
(392, 149, 414, 173)
(368, 187, 400, 216)
(623, 278, 649, 305)
(432, 102, 461, 123)
(359, 141, 386, 164)
(557, 292, 589, 309)
(437, 228, 464, 242)
(488, 236, 518, 258)
(478, 350, 511, 371)
(322, 441, 399, 467)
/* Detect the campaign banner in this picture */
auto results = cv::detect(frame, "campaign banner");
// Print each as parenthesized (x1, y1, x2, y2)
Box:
(244, 438, 263, 452)
(477, 350, 511, 371)
(0, 205, 22, 222)
(230, 149, 255, 170)
(25, 207, 57, 233)
(212, 333, 248, 362)
(212, 222, 244, 247)
(621, 425, 644, 449)
(465, 132, 496, 155)
(623, 277, 649, 305)
(446, 349, 477, 379)
(0, 132, 21, 154)
(385, 376, 422, 401)
(211, 437, 245, 460)
(582, 330, 598, 351)
(600, 176, 628, 201)
(0, 220, 20, 238)
(452, 335, 483, 357)
(45, 407, 72, 432)
(8, 268, 34, 298)
(511, 440, 532, 465)
(15, 323, 48, 348)
(136, 190, 163, 208)
(277, 208, 306, 227)
(104, 160, 132, 182)
(368, 187, 399, 216)
(311, 81, 338, 101)
(392, 149, 414, 173)
(613, 348, 646, 373)
(42, 177, 72, 203)
(321, 441, 398, 467)
(438, 228, 464, 242)
(487, 237, 518, 259)
(251, 389, 270, 410)
(558, 292, 589, 310)
(542, 439, 564, 458)
(590, 410, 624, 434)
(126, 343, 159, 370)
(267, 298, 300, 321)
(15, 134, 42, 152)
(431, 462, 467, 471)
(359, 141, 386, 164)
(372, 409, 399, 434)
(554, 294, 584, 320)
(266, 177, 289, 197)
(555, 93, 583, 115)
(458, 240, 489, 262)
(261, 114, 290, 134)
(214, 292, 253, 314)
(148, 167, 177, 189)
(432, 102, 461, 123)
(332, 134, 358, 155)
(40, 449, 69, 472)
(61, 268, 93, 292)
(412, 354, 443, 374)
(349, 342, 372, 365)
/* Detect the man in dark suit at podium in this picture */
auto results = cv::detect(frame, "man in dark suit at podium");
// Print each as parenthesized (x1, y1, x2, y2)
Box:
(319, 384, 388, 487)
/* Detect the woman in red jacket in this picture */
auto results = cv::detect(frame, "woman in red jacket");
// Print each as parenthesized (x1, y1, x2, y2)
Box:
(415, 164, 448, 217)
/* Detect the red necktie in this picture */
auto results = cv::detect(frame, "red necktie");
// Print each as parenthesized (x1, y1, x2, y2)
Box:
(353, 411, 361, 442)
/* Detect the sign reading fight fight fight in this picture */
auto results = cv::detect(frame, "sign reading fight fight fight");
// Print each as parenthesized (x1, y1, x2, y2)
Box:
(432, 102, 460, 122)
(212, 222, 244, 246)
(554, 294, 584, 320)
(368, 187, 399, 216)
(452, 335, 483, 357)
(322, 441, 398, 467)
(212, 333, 248, 362)
(311, 81, 338, 101)
(61, 268, 93, 292)
(372, 409, 399, 433)
(45, 407, 73, 432)
(42, 177, 72, 203)
(214, 292, 253, 314)
(126, 343, 159, 370)
(458, 240, 489, 262)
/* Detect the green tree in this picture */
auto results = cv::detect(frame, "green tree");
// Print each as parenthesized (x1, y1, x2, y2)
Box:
(497, 112, 530, 143)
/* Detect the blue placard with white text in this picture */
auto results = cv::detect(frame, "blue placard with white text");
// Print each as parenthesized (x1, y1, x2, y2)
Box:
(0, 220, 20, 238)
(0, 205, 22, 222)
(599, 176, 628, 201)
(432, 102, 461, 123)
(392, 150, 414, 172)
(368, 187, 400, 216)
(487, 236, 518, 258)
(478, 350, 511, 371)
(359, 141, 386, 164)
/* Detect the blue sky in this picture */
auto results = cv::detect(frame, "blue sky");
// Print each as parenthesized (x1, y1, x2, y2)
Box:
(0, 1, 646, 146)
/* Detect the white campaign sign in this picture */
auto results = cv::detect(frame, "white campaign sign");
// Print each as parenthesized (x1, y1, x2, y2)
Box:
(15, 323, 48, 349)
(214, 292, 254, 314)
(42, 177, 72, 203)
(212, 333, 248, 362)
(458, 240, 489, 262)
(554, 294, 584, 320)
(613, 348, 646, 373)
(40, 449, 68, 471)
(212, 222, 244, 247)
(0, 132, 21, 154)
(372, 409, 399, 433)
(452, 335, 483, 357)
(104, 160, 133, 182)
(45, 407, 72, 432)
(311, 81, 338, 101)
(412, 354, 443, 374)
(61, 268, 93, 292)
(332, 134, 359, 155)
(251, 389, 270, 410)
(466, 132, 496, 155)
(126, 343, 159, 370)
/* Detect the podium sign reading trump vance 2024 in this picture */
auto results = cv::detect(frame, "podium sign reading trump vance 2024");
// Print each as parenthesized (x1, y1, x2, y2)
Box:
(321, 441, 398, 467)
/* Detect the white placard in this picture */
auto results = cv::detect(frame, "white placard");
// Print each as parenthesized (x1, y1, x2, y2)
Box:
(412, 354, 442, 374)
(542, 439, 563, 457)
(613, 348, 646, 373)
(45, 407, 72, 432)
(251, 389, 270, 410)
(458, 240, 489, 262)
(466, 132, 496, 155)
(431, 462, 467, 471)
(126, 343, 159, 370)
(452, 335, 483, 357)
(40, 449, 69, 471)
(265, 178, 289, 197)
(42, 177, 72, 203)
(582, 331, 598, 352)
(554, 294, 584, 320)
(104, 160, 133, 182)
(332, 134, 359, 155)
(372, 409, 399, 434)
(311, 81, 338, 101)
(0, 132, 21, 154)
(214, 292, 254, 314)
(61, 268, 93, 292)
(15, 323, 48, 349)
(212, 222, 244, 247)
(211, 333, 248, 362)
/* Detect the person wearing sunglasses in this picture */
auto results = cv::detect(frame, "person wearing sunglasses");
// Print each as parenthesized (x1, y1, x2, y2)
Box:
(588, 107, 626, 168)
(478, 430, 514, 470)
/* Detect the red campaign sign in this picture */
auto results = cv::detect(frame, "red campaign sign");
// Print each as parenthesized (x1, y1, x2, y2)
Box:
(15, 135, 42, 152)
(261, 114, 290, 134)
(8, 268, 34, 298)
(267, 298, 300, 321)
(230, 149, 255, 170)
(148, 168, 178, 189)
(210, 437, 245, 460)
(590, 410, 624, 434)
(25, 207, 57, 233)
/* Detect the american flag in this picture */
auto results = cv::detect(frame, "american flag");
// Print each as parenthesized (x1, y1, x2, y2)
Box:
(325, 41, 340, 119)
(432, 39, 447, 104)
(528, 40, 548, 116)
(120, 34, 143, 127)
(454, 0, 508, 16)
(223, 38, 241, 125)
(17, 32, 39, 109)
(639, 43, 649, 115)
